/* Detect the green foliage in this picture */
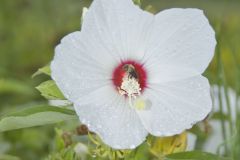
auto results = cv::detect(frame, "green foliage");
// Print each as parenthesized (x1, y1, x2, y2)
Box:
(211, 111, 229, 121)
(133, 0, 141, 6)
(88, 133, 132, 160)
(32, 64, 51, 78)
(55, 128, 66, 152)
(125, 143, 150, 160)
(36, 80, 65, 100)
(232, 112, 240, 160)
(165, 151, 231, 160)
(45, 128, 87, 160)
(0, 78, 33, 95)
(0, 154, 20, 160)
(46, 147, 77, 160)
(0, 105, 77, 132)
(149, 132, 187, 158)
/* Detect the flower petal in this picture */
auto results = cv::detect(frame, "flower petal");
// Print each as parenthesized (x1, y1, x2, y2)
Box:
(142, 8, 216, 82)
(51, 32, 113, 102)
(137, 76, 212, 136)
(74, 85, 148, 149)
(82, 0, 153, 62)
(51, 0, 152, 149)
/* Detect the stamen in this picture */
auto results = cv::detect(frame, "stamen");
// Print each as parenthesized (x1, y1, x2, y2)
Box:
(118, 74, 141, 108)
(120, 76, 141, 97)
(112, 60, 148, 109)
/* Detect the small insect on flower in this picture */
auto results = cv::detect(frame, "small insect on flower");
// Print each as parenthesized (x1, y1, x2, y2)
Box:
(51, 0, 216, 149)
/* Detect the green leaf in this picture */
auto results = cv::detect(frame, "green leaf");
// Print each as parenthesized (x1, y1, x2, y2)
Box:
(0, 155, 20, 160)
(55, 128, 66, 151)
(133, 0, 141, 6)
(211, 111, 229, 121)
(188, 125, 208, 140)
(132, 142, 149, 160)
(32, 64, 51, 77)
(0, 78, 33, 95)
(63, 148, 75, 160)
(36, 80, 65, 100)
(0, 105, 77, 132)
(165, 151, 231, 160)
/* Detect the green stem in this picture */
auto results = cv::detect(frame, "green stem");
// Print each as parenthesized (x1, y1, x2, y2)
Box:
(216, 39, 228, 155)
(229, 46, 240, 116)
(229, 45, 240, 159)
(221, 62, 234, 134)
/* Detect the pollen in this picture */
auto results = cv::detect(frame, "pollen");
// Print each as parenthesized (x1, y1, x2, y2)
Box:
(134, 98, 145, 110)
(119, 75, 141, 98)
(117, 72, 141, 108)
(134, 98, 152, 110)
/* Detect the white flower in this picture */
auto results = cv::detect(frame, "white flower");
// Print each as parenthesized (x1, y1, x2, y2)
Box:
(51, 0, 216, 149)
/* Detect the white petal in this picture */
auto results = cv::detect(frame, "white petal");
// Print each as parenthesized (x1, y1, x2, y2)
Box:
(51, 32, 112, 102)
(82, 0, 153, 62)
(51, 0, 152, 149)
(74, 85, 148, 149)
(137, 76, 212, 136)
(142, 8, 216, 82)
(147, 64, 199, 84)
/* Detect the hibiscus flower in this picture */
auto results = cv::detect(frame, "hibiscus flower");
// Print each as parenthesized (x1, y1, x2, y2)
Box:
(51, 0, 216, 149)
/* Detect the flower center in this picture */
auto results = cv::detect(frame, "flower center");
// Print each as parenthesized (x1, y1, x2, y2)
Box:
(112, 60, 147, 107)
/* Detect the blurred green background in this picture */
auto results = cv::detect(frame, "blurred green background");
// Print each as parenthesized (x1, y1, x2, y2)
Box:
(0, 0, 239, 159)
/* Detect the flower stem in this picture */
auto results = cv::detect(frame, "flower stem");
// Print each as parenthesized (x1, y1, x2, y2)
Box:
(216, 33, 228, 155)
(221, 61, 234, 134)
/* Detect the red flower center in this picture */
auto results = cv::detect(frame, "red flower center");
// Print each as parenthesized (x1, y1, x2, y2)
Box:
(112, 60, 147, 93)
